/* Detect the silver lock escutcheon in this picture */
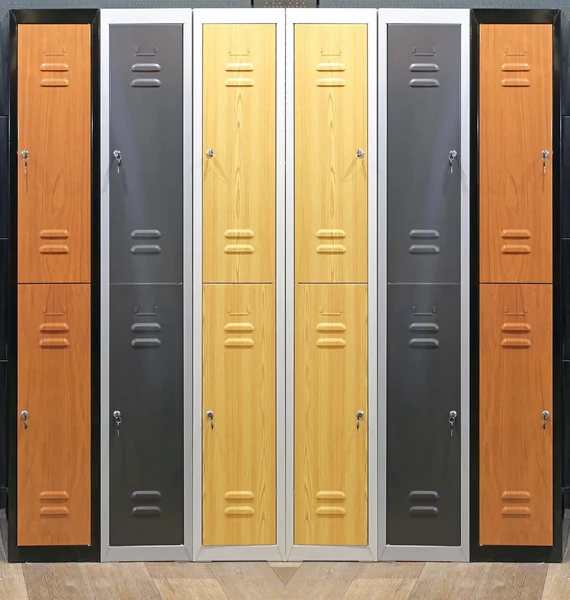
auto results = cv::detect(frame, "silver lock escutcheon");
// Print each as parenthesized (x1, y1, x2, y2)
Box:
(113, 410, 122, 436)
(449, 410, 457, 436)
(21, 410, 29, 434)
(21, 150, 29, 174)
(207, 410, 214, 429)
(356, 149, 364, 159)
(448, 150, 458, 174)
(542, 150, 549, 174)
(542, 410, 550, 432)
(206, 149, 215, 158)
(356, 410, 364, 429)
(113, 150, 122, 173)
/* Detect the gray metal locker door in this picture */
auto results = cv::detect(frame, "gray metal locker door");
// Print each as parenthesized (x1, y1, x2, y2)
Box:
(109, 284, 184, 547)
(387, 24, 461, 285)
(387, 284, 461, 546)
(109, 24, 183, 284)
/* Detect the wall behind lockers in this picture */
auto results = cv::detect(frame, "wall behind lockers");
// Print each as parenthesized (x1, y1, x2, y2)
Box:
(0, 0, 569, 513)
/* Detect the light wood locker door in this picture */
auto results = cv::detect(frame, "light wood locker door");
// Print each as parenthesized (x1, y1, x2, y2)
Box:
(202, 25, 276, 284)
(479, 24, 552, 284)
(294, 25, 368, 284)
(202, 284, 276, 545)
(18, 284, 91, 546)
(18, 24, 91, 284)
(479, 284, 552, 546)
(295, 284, 367, 545)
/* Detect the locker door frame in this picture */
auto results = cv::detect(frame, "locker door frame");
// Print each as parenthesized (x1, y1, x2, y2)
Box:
(100, 8, 193, 563)
(285, 8, 378, 562)
(470, 9, 564, 564)
(377, 9, 470, 563)
(7, 8, 101, 563)
(192, 8, 286, 562)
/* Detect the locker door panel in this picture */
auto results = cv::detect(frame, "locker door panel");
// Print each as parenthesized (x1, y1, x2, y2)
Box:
(18, 24, 91, 284)
(480, 284, 552, 545)
(18, 284, 90, 546)
(387, 24, 461, 285)
(202, 25, 276, 284)
(387, 284, 461, 546)
(202, 284, 276, 545)
(294, 284, 368, 545)
(294, 25, 368, 284)
(109, 284, 183, 547)
(109, 24, 183, 284)
(480, 24, 552, 283)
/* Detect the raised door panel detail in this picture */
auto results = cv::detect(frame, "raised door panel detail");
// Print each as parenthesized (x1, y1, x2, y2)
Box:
(18, 25, 91, 284)
(109, 24, 183, 284)
(109, 284, 183, 546)
(480, 24, 552, 283)
(480, 283, 552, 546)
(17, 284, 90, 546)
(387, 24, 461, 285)
(294, 25, 367, 283)
(202, 284, 276, 545)
(387, 284, 461, 546)
(202, 25, 276, 284)
(294, 284, 367, 545)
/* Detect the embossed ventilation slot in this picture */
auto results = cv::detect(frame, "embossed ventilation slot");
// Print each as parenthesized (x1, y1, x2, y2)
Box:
(224, 322, 254, 332)
(316, 229, 346, 239)
(225, 338, 254, 348)
(39, 491, 69, 517)
(409, 63, 439, 72)
(316, 323, 346, 332)
(131, 63, 161, 72)
(501, 490, 531, 516)
(40, 229, 69, 239)
(409, 79, 439, 88)
(131, 309, 162, 348)
(131, 229, 161, 239)
(501, 323, 531, 332)
(317, 62, 345, 72)
(40, 78, 69, 87)
(501, 320, 531, 349)
(316, 490, 346, 516)
(225, 50, 254, 86)
(409, 338, 439, 348)
(502, 338, 531, 348)
(40, 244, 69, 254)
(39, 323, 69, 333)
(40, 63, 69, 71)
(316, 338, 346, 348)
(224, 309, 255, 349)
(225, 62, 254, 71)
(225, 78, 254, 87)
(317, 78, 345, 87)
(501, 244, 531, 254)
(131, 244, 161, 254)
(131, 78, 161, 88)
(501, 48, 530, 86)
(317, 306, 346, 349)
(408, 490, 439, 517)
(225, 506, 254, 515)
(224, 229, 255, 254)
(131, 323, 161, 332)
(131, 47, 161, 85)
(501, 78, 530, 87)
(39, 48, 69, 86)
(409, 229, 439, 239)
(501, 62, 530, 71)
(316, 49, 344, 86)
(501, 229, 531, 239)
(39, 313, 70, 348)
(131, 338, 161, 348)
(409, 323, 439, 332)
(135, 46, 157, 56)
(224, 490, 255, 517)
(132, 506, 161, 516)
(409, 245, 440, 254)
(131, 490, 161, 517)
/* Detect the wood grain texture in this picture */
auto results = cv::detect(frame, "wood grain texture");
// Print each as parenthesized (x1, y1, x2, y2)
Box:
(343, 578, 416, 600)
(356, 563, 425, 580)
(408, 564, 489, 600)
(287, 563, 361, 600)
(18, 284, 90, 546)
(480, 284, 552, 546)
(85, 564, 161, 600)
(294, 284, 367, 545)
(145, 563, 215, 581)
(154, 578, 229, 600)
(202, 284, 276, 545)
(0, 563, 28, 600)
(475, 564, 547, 600)
(479, 24, 552, 283)
(18, 25, 91, 284)
(294, 25, 368, 284)
(209, 563, 283, 600)
(202, 24, 276, 284)
(542, 564, 570, 600)
(22, 564, 92, 600)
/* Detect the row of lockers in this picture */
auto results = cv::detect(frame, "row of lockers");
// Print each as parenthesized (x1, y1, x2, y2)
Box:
(7, 7, 560, 564)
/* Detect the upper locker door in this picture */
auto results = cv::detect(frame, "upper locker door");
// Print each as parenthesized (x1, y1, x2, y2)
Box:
(294, 25, 367, 284)
(480, 284, 552, 546)
(295, 284, 368, 546)
(18, 24, 91, 284)
(387, 24, 461, 284)
(202, 25, 276, 284)
(109, 24, 183, 284)
(18, 284, 90, 546)
(480, 24, 552, 284)
(202, 284, 276, 545)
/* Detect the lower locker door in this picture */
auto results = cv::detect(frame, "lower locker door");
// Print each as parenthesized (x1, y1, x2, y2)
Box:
(202, 284, 276, 545)
(294, 284, 368, 546)
(18, 284, 90, 546)
(387, 284, 461, 546)
(109, 284, 183, 547)
(480, 284, 552, 546)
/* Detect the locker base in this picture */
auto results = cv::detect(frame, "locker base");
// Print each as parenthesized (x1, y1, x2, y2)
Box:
(380, 546, 468, 563)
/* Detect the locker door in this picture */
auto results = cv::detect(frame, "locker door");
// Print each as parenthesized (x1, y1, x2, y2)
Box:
(295, 284, 367, 545)
(17, 284, 90, 546)
(109, 24, 183, 285)
(480, 284, 552, 546)
(294, 25, 368, 284)
(18, 24, 91, 284)
(387, 284, 461, 546)
(202, 25, 276, 284)
(202, 284, 276, 545)
(387, 24, 461, 285)
(480, 24, 552, 284)
(109, 285, 183, 547)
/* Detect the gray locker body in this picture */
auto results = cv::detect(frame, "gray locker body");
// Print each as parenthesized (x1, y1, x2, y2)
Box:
(109, 284, 184, 547)
(387, 24, 461, 285)
(109, 24, 183, 284)
(386, 284, 461, 546)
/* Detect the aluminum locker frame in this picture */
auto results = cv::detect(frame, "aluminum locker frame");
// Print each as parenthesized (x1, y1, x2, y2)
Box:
(285, 8, 378, 562)
(192, 8, 286, 562)
(378, 8, 470, 563)
(100, 8, 193, 562)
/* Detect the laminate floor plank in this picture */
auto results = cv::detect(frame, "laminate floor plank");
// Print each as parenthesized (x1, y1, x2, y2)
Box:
(342, 577, 416, 600)
(0, 563, 28, 600)
(408, 563, 489, 600)
(356, 563, 425, 579)
(86, 563, 161, 600)
(209, 562, 285, 600)
(287, 562, 361, 600)
(542, 564, 570, 600)
(23, 563, 94, 600)
(155, 578, 229, 600)
(145, 563, 214, 580)
(475, 564, 547, 600)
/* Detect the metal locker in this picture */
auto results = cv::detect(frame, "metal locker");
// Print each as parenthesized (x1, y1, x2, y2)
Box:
(386, 284, 461, 547)
(109, 284, 183, 547)
(387, 24, 461, 285)
(109, 24, 183, 285)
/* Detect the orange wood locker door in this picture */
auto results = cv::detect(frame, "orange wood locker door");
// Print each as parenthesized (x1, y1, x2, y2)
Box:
(18, 24, 91, 284)
(202, 24, 276, 284)
(295, 284, 368, 545)
(17, 284, 91, 546)
(294, 25, 368, 284)
(479, 24, 552, 284)
(202, 284, 276, 545)
(479, 284, 552, 546)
